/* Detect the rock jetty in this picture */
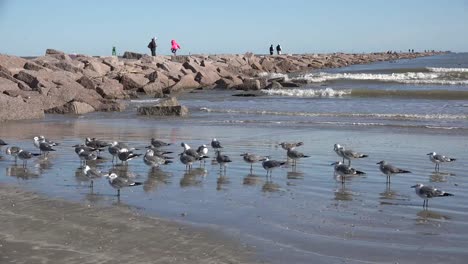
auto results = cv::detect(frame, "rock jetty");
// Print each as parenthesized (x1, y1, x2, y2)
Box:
(0, 49, 441, 122)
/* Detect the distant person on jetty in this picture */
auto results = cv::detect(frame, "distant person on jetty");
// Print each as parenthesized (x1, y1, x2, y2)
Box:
(276, 44, 282, 55)
(148, 37, 157, 56)
(269, 45, 274, 55)
(171, 39, 181, 56)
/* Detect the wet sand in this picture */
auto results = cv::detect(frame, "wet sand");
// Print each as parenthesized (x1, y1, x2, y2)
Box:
(0, 184, 257, 264)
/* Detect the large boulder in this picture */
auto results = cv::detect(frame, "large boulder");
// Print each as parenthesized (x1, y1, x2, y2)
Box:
(0, 94, 44, 122)
(96, 78, 127, 99)
(45, 49, 72, 61)
(169, 74, 199, 93)
(77, 75, 96, 90)
(137, 97, 189, 116)
(46, 101, 95, 115)
(236, 78, 261, 91)
(120, 73, 149, 90)
(194, 69, 220, 86)
(84, 60, 111, 76)
(23, 61, 47, 71)
(0, 77, 19, 92)
(0, 54, 28, 74)
(141, 82, 164, 97)
(122, 51, 144, 60)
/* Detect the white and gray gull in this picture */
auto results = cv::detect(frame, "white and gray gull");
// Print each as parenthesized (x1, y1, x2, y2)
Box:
(427, 152, 456, 172)
(411, 183, 454, 208)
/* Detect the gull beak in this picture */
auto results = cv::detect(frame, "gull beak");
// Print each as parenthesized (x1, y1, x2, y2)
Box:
(330, 162, 338, 166)
(411, 185, 417, 188)
(426, 153, 432, 155)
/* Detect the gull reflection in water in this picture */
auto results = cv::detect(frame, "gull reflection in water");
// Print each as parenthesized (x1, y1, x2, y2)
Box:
(180, 168, 207, 188)
(379, 184, 410, 205)
(6, 165, 39, 180)
(416, 210, 451, 226)
(334, 184, 353, 201)
(262, 177, 281, 193)
(243, 173, 263, 186)
(430, 171, 456, 183)
(143, 168, 172, 193)
(216, 174, 230, 191)
(287, 170, 304, 180)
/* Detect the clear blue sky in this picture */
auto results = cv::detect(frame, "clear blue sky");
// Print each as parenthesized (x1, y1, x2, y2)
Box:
(0, 0, 467, 56)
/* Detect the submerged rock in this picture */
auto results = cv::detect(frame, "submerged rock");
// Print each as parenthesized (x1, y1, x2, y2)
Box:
(137, 97, 189, 116)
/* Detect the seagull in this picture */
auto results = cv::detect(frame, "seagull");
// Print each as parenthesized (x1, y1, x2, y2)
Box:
(211, 138, 223, 154)
(240, 153, 265, 172)
(216, 151, 232, 173)
(77, 148, 99, 165)
(331, 161, 366, 184)
(5, 146, 21, 163)
(108, 141, 137, 163)
(262, 156, 286, 177)
(411, 183, 454, 208)
(105, 173, 142, 197)
(279, 141, 303, 151)
(85, 137, 111, 149)
(334, 144, 367, 165)
(117, 148, 142, 165)
(179, 152, 197, 171)
(377, 160, 411, 184)
(144, 149, 172, 168)
(33, 136, 56, 156)
(287, 148, 310, 167)
(427, 152, 456, 172)
(196, 144, 209, 165)
(17, 149, 40, 167)
(83, 165, 108, 188)
(150, 138, 171, 148)
(181, 143, 209, 162)
(38, 135, 59, 146)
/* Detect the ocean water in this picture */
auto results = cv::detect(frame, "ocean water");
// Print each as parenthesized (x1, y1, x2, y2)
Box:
(1, 53, 468, 263)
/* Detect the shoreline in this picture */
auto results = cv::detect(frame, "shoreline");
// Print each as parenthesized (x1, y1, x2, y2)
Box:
(0, 184, 258, 264)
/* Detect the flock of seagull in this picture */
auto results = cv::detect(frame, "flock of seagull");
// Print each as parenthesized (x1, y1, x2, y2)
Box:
(0, 137, 456, 208)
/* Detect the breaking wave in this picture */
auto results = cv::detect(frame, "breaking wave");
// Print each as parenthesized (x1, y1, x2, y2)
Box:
(261, 88, 351, 97)
(427, 67, 468, 73)
(291, 72, 468, 85)
(199, 108, 467, 120)
(260, 67, 468, 85)
(259, 87, 468, 100)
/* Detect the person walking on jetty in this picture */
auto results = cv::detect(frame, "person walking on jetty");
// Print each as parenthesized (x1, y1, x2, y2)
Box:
(171, 39, 181, 56)
(269, 44, 274, 55)
(148, 37, 157, 56)
(276, 44, 282, 55)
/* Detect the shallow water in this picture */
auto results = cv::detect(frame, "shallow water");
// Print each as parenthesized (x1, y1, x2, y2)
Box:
(1, 53, 468, 263)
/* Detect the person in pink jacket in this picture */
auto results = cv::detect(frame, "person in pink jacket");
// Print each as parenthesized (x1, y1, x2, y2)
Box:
(171, 39, 181, 55)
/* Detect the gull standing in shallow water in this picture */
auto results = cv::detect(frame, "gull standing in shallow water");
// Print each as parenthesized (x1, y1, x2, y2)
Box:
(240, 153, 265, 172)
(216, 151, 232, 174)
(287, 148, 310, 167)
(17, 149, 40, 167)
(105, 173, 142, 197)
(427, 152, 456, 172)
(83, 165, 108, 188)
(377, 160, 411, 184)
(411, 183, 454, 209)
(334, 144, 367, 166)
(211, 138, 223, 155)
(33, 136, 56, 156)
(262, 157, 286, 177)
(331, 161, 366, 184)
(144, 149, 172, 168)
(6, 146, 21, 163)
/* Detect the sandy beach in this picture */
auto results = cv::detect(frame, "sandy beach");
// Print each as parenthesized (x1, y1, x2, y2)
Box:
(0, 184, 257, 264)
